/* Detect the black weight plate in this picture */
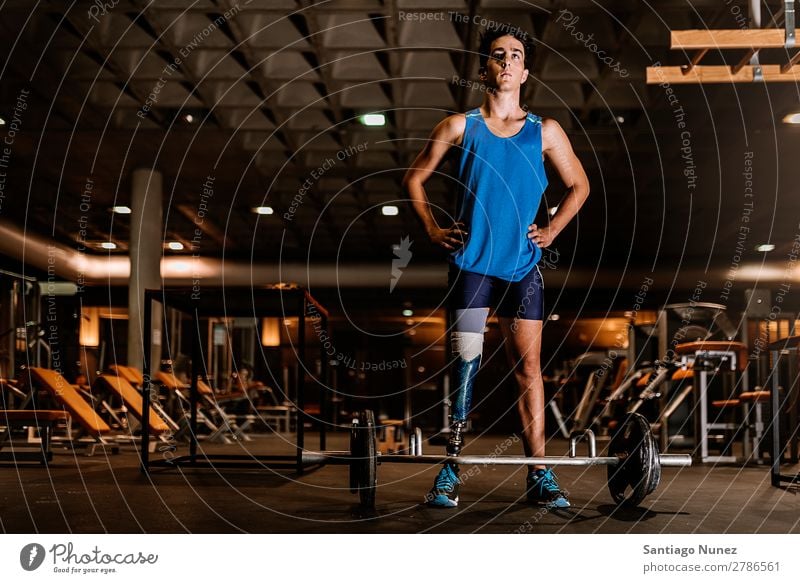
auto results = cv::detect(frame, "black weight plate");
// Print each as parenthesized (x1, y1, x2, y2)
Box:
(607, 414, 631, 504)
(358, 410, 377, 508)
(607, 459, 628, 504)
(626, 414, 652, 507)
(607, 413, 652, 507)
(645, 424, 662, 496)
(628, 414, 661, 497)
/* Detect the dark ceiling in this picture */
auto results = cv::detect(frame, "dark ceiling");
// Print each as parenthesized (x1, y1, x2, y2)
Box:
(0, 0, 798, 290)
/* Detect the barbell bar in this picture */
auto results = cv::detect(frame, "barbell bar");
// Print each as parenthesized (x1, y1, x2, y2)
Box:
(300, 453, 690, 467)
(301, 452, 691, 467)
(306, 410, 692, 509)
(355, 453, 691, 466)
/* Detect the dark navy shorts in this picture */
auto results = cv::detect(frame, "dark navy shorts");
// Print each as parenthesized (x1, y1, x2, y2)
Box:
(448, 263, 544, 320)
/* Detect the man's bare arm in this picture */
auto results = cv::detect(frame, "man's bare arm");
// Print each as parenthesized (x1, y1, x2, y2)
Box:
(402, 114, 467, 250)
(529, 118, 590, 248)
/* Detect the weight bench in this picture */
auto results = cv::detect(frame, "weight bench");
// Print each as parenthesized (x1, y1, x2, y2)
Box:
(675, 341, 749, 463)
(0, 410, 71, 464)
(196, 379, 277, 440)
(19, 367, 115, 455)
(109, 364, 144, 386)
(739, 390, 770, 463)
(109, 366, 221, 442)
(254, 404, 294, 434)
(654, 365, 694, 451)
(155, 371, 240, 443)
(225, 384, 295, 435)
(93, 374, 178, 438)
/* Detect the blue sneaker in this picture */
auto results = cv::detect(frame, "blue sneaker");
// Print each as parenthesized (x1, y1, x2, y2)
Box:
(526, 468, 570, 508)
(425, 463, 460, 508)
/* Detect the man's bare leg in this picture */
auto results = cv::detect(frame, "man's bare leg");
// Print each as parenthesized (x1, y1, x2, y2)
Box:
(499, 317, 569, 507)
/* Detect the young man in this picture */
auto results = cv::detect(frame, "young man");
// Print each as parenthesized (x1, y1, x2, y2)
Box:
(403, 26, 590, 508)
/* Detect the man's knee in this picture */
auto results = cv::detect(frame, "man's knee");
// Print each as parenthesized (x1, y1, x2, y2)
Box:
(516, 359, 542, 383)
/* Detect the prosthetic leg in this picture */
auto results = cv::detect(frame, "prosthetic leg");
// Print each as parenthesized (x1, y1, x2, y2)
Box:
(426, 309, 486, 507)
(446, 351, 481, 456)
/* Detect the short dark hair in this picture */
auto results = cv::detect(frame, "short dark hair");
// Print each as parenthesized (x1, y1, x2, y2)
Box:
(477, 25, 535, 71)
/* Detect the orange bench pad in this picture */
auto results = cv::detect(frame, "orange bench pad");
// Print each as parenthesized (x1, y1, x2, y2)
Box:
(94, 375, 170, 434)
(109, 364, 144, 386)
(26, 368, 111, 435)
(674, 341, 749, 371)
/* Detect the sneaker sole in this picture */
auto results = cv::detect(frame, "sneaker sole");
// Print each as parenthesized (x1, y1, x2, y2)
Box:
(426, 494, 459, 508)
(527, 496, 571, 509)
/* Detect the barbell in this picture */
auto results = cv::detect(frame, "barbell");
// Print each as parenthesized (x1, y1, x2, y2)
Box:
(301, 410, 691, 509)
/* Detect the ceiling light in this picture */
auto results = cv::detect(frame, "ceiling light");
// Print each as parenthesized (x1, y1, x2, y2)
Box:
(548, 313, 560, 321)
(100, 242, 117, 250)
(253, 206, 274, 215)
(782, 112, 800, 124)
(360, 113, 385, 126)
(382, 205, 399, 216)
(755, 244, 775, 252)
(0, 117, 5, 126)
(112, 206, 131, 214)
(615, 115, 625, 123)
(167, 241, 184, 251)
(184, 113, 195, 123)
(402, 309, 413, 317)
(170, 260, 191, 273)
(548, 206, 559, 216)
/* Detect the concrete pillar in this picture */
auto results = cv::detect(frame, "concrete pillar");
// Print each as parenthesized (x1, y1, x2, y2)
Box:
(128, 168, 163, 376)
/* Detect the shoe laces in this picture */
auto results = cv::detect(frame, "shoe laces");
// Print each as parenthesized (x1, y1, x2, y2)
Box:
(434, 465, 459, 491)
(532, 469, 561, 495)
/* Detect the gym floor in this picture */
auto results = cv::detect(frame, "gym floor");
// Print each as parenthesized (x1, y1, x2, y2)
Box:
(2, 433, 797, 534)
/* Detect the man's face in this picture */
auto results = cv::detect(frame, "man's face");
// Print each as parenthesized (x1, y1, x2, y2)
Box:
(483, 35, 529, 89)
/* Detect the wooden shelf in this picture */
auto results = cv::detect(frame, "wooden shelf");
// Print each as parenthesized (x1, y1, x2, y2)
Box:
(672, 29, 788, 50)
(647, 64, 800, 84)
(647, 26, 799, 84)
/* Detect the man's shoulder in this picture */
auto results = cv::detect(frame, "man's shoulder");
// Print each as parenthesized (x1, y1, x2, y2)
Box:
(443, 112, 469, 129)
(539, 116, 563, 132)
(539, 117, 568, 151)
(434, 112, 468, 142)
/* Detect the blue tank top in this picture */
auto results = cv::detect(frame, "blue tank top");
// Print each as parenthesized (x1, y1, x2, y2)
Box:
(451, 108, 548, 282)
